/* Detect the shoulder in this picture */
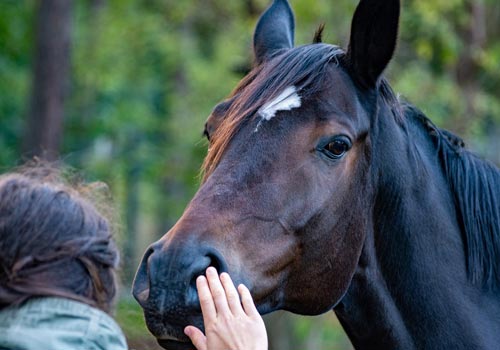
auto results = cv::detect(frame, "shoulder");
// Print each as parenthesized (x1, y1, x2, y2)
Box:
(0, 297, 128, 350)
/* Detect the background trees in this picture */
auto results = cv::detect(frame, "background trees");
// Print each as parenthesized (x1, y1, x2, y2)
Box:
(24, 0, 72, 160)
(0, 0, 498, 349)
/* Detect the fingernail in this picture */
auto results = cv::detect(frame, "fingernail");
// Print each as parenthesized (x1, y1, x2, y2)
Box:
(206, 266, 217, 274)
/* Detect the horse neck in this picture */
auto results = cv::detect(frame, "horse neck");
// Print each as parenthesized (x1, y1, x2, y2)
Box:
(334, 104, 500, 349)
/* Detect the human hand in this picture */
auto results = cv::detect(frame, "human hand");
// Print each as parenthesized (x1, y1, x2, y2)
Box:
(184, 267, 268, 350)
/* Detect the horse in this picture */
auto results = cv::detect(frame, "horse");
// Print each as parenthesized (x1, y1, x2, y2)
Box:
(132, 0, 500, 349)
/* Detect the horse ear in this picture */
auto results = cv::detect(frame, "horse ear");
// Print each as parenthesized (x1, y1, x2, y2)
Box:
(253, 0, 295, 65)
(346, 0, 400, 89)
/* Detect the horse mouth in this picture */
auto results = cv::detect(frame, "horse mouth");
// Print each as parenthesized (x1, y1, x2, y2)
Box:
(140, 306, 201, 348)
(157, 339, 194, 350)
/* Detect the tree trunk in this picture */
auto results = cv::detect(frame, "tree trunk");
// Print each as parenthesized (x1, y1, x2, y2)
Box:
(123, 135, 143, 284)
(123, 166, 141, 283)
(454, 0, 486, 135)
(24, 0, 73, 160)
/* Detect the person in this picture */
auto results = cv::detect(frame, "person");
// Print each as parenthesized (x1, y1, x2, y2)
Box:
(185, 266, 268, 350)
(0, 164, 267, 350)
(0, 165, 127, 350)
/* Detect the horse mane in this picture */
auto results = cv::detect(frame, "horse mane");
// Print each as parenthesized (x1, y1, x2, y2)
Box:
(406, 104, 500, 288)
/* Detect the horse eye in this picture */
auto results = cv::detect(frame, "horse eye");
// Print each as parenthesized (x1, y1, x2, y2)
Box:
(321, 136, 351, 160)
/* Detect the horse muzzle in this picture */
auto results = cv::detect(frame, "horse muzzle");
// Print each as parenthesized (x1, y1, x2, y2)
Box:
(132, 237, 229, 346)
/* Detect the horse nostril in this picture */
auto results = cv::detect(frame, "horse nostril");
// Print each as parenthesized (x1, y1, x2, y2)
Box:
(207, 251, 227, 274)
(192, 248, 228, 280)
(132, 245, 155, 307)
(187, 248, 228, 307)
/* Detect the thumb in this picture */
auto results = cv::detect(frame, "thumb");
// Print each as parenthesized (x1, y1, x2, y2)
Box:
(184, 326, 208, 350)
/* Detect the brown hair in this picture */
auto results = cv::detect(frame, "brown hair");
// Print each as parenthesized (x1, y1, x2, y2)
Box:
(0, 164, 119, 313)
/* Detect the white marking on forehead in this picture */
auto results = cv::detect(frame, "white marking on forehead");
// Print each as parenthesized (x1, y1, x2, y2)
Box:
(258, 85, 301, 121)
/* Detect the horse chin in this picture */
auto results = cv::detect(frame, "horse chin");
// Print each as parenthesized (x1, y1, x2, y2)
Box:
(256, 300, 281, 315)
(142, 310, 202, 349)
(157, 339, 194, 350)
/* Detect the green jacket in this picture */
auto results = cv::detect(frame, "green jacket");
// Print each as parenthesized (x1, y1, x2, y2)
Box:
(0, 297, 128, 350)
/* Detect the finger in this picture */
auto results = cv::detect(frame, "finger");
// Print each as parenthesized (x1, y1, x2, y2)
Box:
(196, 275, 216, 324)
(206, 266, 231, 315)
(184, 326, 207, 350)
(220, 272, 243, 315)
(238, 284, 260, 317)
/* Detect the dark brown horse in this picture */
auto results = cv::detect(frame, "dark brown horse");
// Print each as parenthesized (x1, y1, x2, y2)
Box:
(133, 0, 500, 349)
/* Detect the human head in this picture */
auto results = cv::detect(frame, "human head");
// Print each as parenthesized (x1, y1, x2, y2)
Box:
(0, 164, 119, 313)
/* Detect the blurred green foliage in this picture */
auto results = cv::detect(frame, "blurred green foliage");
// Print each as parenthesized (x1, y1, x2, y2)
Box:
(0, 0, 499, 349)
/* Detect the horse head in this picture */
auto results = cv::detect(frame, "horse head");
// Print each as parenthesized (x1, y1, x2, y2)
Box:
(133, 0, 401, 348)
